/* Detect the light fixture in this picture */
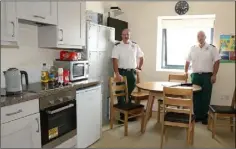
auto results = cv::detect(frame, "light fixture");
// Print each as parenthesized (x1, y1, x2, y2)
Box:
(108, 6, 124, 17)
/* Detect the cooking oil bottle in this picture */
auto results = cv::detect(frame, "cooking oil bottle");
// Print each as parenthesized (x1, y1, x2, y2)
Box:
(41, 63, 49, 83)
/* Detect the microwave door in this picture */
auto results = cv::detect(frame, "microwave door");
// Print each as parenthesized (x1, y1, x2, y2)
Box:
(73, 63, 85, 79)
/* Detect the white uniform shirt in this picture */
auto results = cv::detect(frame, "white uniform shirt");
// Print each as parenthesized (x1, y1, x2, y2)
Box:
(111, 40, 144, 69)
(186, 43, 221, 73)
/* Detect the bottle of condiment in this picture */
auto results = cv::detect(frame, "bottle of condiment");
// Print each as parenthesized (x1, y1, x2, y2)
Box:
(41, 63, 49, 83)
(49, 66, 57, 82)
(58, 68, 64, 85)
(63, 70, 70, 85)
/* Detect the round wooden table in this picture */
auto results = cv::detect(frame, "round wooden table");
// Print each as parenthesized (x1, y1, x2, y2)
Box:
(136, 81, 201, 131)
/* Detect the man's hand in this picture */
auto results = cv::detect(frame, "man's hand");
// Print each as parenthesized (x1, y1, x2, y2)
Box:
(211, 75, 216, 84)
(115, 73, 123, 82)
(184, 72, 188, 79)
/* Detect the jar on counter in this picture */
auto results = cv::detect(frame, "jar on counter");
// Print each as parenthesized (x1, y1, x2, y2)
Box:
(63, 70, 70, 85)
(58, 68, 64, 85)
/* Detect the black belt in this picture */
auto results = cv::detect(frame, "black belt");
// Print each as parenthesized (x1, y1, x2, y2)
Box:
(118, 68, 135, 72)
(193, 72, 212, 75)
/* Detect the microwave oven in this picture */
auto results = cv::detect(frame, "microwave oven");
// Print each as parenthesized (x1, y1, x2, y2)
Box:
(53, 60, 89, 81)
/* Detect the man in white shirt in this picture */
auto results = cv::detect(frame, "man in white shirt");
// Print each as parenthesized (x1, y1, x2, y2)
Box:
(112, 28, 144, 122)
(185, 31, 221, 125)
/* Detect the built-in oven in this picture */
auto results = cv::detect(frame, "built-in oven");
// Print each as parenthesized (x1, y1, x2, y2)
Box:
(53, 60, 89, 82)
(39, 89, 77, 146)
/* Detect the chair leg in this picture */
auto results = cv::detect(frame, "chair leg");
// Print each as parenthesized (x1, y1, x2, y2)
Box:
(230, 117, 234, 132)
(141, 109, 145, 133)
(149, 98, 154, 118)
(157, 100, 161, 123)
(207, 113, 212, 131)
(160, 125, 166, 149)
(124, 112, 128, 136)
(186, 127, 192, 146)
(110, 109, 114, 129)
(212, 114, 217, 138)
(191, 121, 195, 145)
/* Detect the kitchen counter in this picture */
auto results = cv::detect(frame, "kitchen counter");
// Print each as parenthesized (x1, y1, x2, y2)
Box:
(0, 79, 101, 107)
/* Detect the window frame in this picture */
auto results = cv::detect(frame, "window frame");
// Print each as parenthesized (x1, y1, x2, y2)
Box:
(161, 28, 214, 70)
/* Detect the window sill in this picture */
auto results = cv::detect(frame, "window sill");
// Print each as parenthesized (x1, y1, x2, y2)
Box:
(156, 68, 192, 73)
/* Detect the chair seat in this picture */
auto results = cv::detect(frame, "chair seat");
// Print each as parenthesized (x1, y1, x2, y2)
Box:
(209, 105, 236, 114)
(113, 103, 144, 111)
(164, 112, 195, 124)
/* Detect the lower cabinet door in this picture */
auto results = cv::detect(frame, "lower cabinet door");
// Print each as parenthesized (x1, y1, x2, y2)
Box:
(1, 113, 41, 148)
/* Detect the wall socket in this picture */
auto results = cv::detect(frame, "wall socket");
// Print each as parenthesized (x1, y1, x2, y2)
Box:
(220, 95, 230, 100)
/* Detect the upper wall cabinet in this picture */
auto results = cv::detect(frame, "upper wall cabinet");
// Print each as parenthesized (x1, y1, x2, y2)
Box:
(38, 0, 86, 49)
(16, 1, 57, 25)
(1, 0, 18, 46)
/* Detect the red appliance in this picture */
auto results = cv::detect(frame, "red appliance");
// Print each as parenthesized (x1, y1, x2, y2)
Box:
(60, 51, 78, 61)
(63, 70, 70, 85)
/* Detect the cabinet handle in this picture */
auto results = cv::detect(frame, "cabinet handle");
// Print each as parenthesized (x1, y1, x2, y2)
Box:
(6, 109, 22, 116)
(59, 29, 63, 41)
(36, 118, 40, 133)
(11, 21, 15, 37)
(33, 15, 45, 19)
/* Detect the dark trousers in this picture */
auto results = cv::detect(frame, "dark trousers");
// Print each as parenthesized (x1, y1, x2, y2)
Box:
(191, 73, 213, 121)
(116, 68, 136, 105)
(116, 69, 136, 119)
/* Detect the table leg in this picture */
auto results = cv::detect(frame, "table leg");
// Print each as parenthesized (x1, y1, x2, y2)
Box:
(143, 92, 155, 132)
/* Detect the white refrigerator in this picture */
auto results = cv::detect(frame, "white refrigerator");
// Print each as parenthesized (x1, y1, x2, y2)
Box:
(76, 85, 102, 148)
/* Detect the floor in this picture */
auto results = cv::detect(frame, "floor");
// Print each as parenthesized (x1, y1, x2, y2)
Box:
(91, 113, 235, 148)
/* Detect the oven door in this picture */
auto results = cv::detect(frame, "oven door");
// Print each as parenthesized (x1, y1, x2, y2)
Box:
(40, 100, 76, 145)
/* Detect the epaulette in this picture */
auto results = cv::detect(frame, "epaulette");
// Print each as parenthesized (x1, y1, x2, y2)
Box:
(210, 44, 215, 47)
(114, 42, 120, 46)
(132, 41, 137, 44)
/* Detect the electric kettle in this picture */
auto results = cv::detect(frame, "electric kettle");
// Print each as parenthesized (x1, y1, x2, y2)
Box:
(3, 68, 29, 95)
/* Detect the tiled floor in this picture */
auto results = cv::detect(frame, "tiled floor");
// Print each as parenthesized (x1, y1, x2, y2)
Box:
(91, 115, 235, 148)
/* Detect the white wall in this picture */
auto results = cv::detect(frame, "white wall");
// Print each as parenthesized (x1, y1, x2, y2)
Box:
(1, 23, 60, 88)
(116, 1, 235, 105)
(1, 2, 110, 88)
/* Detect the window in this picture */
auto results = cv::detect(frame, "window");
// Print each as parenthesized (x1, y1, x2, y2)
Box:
(157, 15, 215, 70)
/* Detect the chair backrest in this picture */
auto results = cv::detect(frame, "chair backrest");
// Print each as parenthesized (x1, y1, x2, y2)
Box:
(163, 87, 193, 122)
(168, 74, 187, 83)
(109, 76, 129, 105)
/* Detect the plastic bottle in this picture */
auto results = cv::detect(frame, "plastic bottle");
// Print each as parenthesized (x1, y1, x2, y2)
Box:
(41, 63, 49, 83)
(58, 68, 64, 85)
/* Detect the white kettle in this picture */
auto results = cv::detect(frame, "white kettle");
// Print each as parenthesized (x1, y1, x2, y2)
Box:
(3, 68, 29, 95)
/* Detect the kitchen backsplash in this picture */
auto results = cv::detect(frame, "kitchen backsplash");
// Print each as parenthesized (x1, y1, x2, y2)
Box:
(1, 23, 60, 88)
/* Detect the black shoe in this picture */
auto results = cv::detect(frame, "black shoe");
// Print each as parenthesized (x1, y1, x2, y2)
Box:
(128, 117, 137, 122)
(118, 120, 124, 124)
(202, 120, 208, 125)
(195, 118, 202, 122)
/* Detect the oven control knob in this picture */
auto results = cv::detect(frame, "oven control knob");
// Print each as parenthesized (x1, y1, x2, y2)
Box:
(49, 100, 54, 104)
(58, 97, 63, 102)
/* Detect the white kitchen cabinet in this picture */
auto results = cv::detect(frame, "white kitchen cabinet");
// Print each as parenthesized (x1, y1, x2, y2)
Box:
(38, 0, 86, 49)
(87, 22, 115, 125)
(87, 22, 115, 52)
(1, 0, 18, 46)
(76, 85, 102, 148)
(1, 99, 41, 148)
(87, 22, 98, 51)
(1, 113, 41, 148)
(16, 1, 57, 25)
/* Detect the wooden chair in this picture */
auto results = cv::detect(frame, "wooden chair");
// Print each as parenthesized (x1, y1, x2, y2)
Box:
(131, 71, 149, 103)
(208, 87, 236, 138)
(109, 76, 145, 136)
(157, 74, 188, 123)
(160, 87, 195, 148)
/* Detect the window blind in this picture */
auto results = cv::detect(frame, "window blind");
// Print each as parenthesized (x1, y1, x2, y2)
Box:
(161, 18, 215, 29)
